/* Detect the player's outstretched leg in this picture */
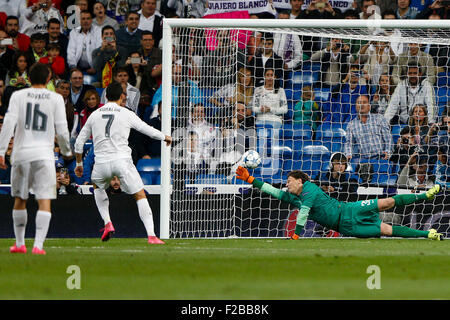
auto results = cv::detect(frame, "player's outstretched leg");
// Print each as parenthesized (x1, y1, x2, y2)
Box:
(10, 200, 28, 253)
(391, 184, 440, 207)
(134, 190, 165, 244)
(94, 187, 115, 241)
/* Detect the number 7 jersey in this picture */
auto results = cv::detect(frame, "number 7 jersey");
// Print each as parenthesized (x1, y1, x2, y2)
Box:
(0, 87, 72, 164)
(74, 102, 166, 163)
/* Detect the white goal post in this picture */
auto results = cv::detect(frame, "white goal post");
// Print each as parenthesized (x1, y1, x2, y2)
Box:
(159, 18, 450, 239)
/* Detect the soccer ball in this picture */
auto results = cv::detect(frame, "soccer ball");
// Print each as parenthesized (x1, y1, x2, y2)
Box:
(243, 150, 261, 169)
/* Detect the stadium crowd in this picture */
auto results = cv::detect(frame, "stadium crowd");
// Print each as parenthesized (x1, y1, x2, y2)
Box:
(0, 0, 449, 197)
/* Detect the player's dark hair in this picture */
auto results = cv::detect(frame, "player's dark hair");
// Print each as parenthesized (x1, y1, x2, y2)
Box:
(106, 81, 124, 101)
(29, 63, 50, 85)
(288, 170, 310, 182)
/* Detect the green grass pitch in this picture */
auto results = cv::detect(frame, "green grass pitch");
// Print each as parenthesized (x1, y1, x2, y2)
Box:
(0, 238, 449, 300)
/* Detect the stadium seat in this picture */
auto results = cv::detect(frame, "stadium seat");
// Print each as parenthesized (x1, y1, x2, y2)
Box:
(290, 70, 319, 86)
(195, 174, 227, 184)
(136, 158, 161, 172)
(313, 87, 331, 102)
(437, 72, 449, 87)
(391, 124, 406, 145)
(435, 87, 448, 107)
(315, 123, 347, 153)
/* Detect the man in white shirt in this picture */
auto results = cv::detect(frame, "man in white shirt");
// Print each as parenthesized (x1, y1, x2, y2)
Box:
(0, 63, 72, 255)
(67, 10, 102, 77)
(74, 82, 172, 244)
(138, 0, 163, 47)
(20, 0, 64, 36)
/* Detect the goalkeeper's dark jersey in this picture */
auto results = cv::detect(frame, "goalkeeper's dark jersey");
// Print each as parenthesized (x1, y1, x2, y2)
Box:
(253, 179, 343, 230)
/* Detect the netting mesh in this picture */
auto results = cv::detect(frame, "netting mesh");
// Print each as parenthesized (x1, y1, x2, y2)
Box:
(167, 25, 450, 238)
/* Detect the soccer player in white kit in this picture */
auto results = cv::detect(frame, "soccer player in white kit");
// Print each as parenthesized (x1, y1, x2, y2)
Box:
(74, 82, 172, 244)
(0, 63, 72, 255)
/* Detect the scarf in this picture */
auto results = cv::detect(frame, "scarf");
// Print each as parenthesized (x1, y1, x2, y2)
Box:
(102, 52, 119, 88)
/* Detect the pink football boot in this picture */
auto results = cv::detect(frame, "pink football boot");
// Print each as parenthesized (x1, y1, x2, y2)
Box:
(100, 222, 115, 242)
(148, 236, 165, 244)
(10, 244, 27, 253)
(32, 247, 46, 255)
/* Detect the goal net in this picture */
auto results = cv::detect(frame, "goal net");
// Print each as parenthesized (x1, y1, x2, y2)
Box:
(160, 19, 450, 239)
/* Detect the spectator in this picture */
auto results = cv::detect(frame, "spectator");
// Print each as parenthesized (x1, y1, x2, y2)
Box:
(25, 32, 47, 65)
(39, 43, 65, 79)
(311, 38, 351, 89)
(253, 32, 284, 87)
(56, 164, 79, 195)
(396, 0, 419, 18)
(125, 51, 147, 91)
(0, 30, 16, 81)
(79, 89, 101, 130)
(300, 0, 341, 18)
(290, 0, 305, 18)
(293, 84, 321, 131)
(0, 0, 27, 18)
(371, 73, 395, 115)
(44, 18, 69, 63)
(392, 42, 437, 86)
(344, 94, 392, 161)
(69, 68, 96, 113)
(416, 0, 448, 19)
(274, 11, 302, 71)
(378, 0, 398, 13)
(421, 12, 450, 73)
(385, 61, 436, 125)
(100, 66, 140, 114)
(359, 0, 378, 19)
(410, 0, 435, 13)
(5, 51, 30, 88)
(107, 176, 123, 195)
(92, 25, 128, 88)
(199, 29, 237, 88)
(116, 11, 143, 57)
(398, 153, 435, 189)
(327, 64, 369, 123)
(67, 10, 102, 78)
(235, 102, 255, 130)
(433, 107, 450, 148)
(138, 30, 162, 98)
(167, 0, 206, 18)
(250, 67, 288, 129)
(20, 0, 64, 36)
(408, 104, 432, 148)
(316, 152, 359, 195)
(435, 145, 450, 188)
(93, 1, 119, 31)
(390, 125, 417, 173)
(4, 15, 30, 52)
(55, 79, 78, 139)
(210, 66, 255, 120)
(138, 0, 163, 47)
(357, 40, 396, 86)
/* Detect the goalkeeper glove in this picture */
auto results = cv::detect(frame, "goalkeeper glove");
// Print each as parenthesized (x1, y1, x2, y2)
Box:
(236, 166, 255, 184)
(290, 234, 300, 240)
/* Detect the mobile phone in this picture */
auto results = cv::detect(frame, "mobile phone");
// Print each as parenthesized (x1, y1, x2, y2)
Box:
(315, 2, 325, 9)
(40, 3, 47, 8)
(105, 37, 114, 42)
(0, 38, 13, 45)
(130, 57, 141, 64)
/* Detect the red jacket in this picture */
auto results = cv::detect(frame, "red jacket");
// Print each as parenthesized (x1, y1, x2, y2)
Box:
(8, 33, 30, 52)
(39, 55, 65, 77)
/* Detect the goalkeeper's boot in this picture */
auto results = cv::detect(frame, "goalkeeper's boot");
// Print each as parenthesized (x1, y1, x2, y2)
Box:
(10, 244, 27, 254)
(428, 229, 444, 241)
(100, 222, 115, 242)
(31, 247, 46, 255)
(148, 236, 165, 244)
(426, 184, 441, 200)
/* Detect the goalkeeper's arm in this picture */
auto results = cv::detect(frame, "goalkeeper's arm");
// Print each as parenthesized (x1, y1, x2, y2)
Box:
(236, 166, 308, 239)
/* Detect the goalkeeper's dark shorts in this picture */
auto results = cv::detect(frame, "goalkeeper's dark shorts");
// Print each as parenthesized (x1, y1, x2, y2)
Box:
(338, 199, 382, 238)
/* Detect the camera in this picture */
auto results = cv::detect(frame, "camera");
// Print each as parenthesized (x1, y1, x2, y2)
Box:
(40, 3, 48, 8)
(0, 38, 12, 45)
(105, 37, 114, 42)
(130, 57, 141, 64)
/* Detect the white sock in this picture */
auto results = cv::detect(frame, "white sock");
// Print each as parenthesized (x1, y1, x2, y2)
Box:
(12, 209, 27, 247)
(94, 189, 111, 225)
(136, 199, 156, 237)
(34, 211, 51, 250)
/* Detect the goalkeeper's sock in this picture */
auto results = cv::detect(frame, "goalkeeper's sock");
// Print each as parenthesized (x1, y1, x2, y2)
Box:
(94, 189, 111, 225)
(12, 209, 27, 247)
(137, 198, 156, 237)
(392, 226, 429, 238)
(393, 193, 427, 207)
(34, 211, 51, 250)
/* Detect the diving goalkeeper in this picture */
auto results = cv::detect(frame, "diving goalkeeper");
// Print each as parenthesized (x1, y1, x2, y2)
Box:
(236, 166, 444, 240)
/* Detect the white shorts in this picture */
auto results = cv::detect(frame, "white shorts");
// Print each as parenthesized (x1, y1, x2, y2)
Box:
(91, 158, 144, 194)
(11, 160, 57, 200)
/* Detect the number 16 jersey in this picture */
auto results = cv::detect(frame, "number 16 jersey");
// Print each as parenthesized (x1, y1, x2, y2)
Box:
(74, 102, 166, 163)
(0, 87, 71, 164)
